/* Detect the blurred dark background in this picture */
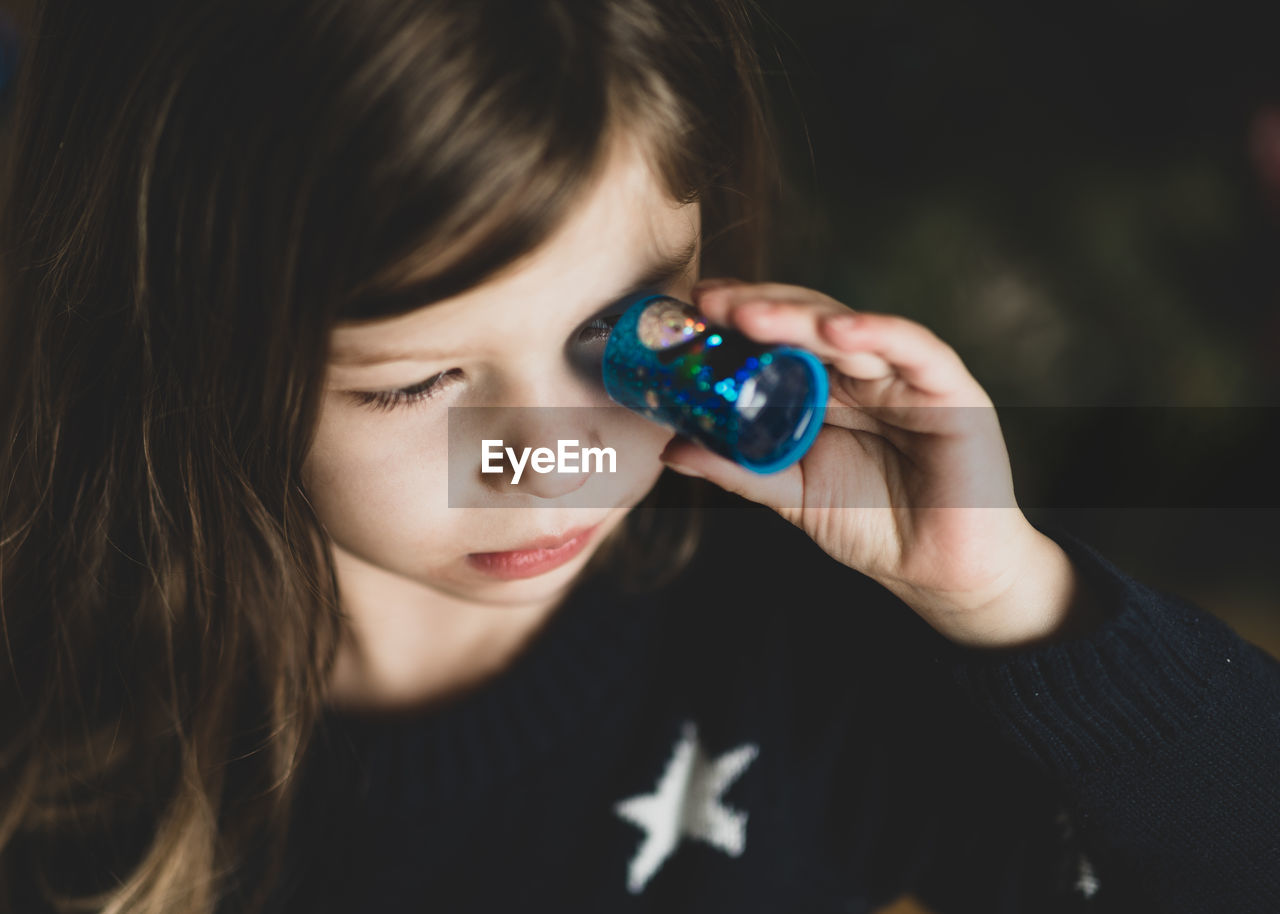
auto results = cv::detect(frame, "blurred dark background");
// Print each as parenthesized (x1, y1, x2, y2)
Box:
(0, 0, 1276, 656)
(750, 0, 1280, 657)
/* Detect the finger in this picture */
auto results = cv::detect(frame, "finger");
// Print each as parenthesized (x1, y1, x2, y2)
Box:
(831, 351, 894, 381)
(819, 387, 899, 437)
(691, 281, 839, 324)
(695, 294, 909, 385)
(694, 285, 985, 404)
(818, 311, 977, 398)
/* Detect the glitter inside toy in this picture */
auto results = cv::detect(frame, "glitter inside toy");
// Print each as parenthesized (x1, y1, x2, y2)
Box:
(636, 297, 707, 350)
(602, 293, 827, 473)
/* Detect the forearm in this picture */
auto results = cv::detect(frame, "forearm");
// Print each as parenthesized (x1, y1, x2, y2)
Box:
(943, 525, 1280, 912)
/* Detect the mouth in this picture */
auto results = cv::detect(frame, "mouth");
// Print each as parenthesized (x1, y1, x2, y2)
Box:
(465, 522, 604, 581)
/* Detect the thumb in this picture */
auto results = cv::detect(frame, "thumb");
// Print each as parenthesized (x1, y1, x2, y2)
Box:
(659, 434, 805, 512)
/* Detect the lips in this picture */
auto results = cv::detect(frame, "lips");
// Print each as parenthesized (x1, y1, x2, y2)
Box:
(492, 524, 599, 554)
(465, 522, 603, 580)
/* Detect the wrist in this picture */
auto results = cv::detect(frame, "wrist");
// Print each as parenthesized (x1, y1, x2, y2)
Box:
(899, 529, 1105, 650)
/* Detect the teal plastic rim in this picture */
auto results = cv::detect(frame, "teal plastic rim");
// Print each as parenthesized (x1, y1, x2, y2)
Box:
(731, 345, 827, 474)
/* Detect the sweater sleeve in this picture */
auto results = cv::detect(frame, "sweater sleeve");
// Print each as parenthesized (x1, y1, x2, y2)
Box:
(930, 522, 1280, 912)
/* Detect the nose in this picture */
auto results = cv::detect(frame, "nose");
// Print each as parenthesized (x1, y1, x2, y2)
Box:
(461, 363, 613, 501)
(483, 437, 593, 498)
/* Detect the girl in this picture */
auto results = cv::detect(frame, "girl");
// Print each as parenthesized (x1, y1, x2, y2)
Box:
(1, 1, 1277, 912)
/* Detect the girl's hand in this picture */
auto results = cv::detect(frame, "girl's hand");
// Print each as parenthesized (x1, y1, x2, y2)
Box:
(660, 279, 1100, 649)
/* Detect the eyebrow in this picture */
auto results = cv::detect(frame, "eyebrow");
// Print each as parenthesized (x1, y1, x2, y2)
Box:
(330, 238, 700, 367)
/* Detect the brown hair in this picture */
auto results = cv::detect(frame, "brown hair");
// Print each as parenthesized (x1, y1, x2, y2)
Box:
(0, 1, 773, 911)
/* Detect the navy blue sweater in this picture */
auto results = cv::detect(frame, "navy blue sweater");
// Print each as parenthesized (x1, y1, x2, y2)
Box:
(271, 498, 1280, 913)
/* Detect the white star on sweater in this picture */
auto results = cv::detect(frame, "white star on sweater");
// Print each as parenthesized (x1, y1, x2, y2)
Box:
(613, 719, 760, 894)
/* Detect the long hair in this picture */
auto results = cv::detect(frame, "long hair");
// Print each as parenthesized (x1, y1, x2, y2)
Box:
(0, 1, 774, 911)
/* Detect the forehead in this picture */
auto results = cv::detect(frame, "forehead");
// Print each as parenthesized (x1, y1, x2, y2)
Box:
(328, 135, 700, 367)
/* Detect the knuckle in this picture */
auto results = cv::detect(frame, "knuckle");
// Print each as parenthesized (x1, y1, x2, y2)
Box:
(888, 314, 950, 350)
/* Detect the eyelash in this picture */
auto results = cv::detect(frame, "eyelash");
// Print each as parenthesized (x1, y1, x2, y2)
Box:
(351, 316, 617, 413)
(350, 368, 464, 412)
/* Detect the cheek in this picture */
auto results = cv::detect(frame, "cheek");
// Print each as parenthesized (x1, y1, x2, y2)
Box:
(302, 407, 453, 554)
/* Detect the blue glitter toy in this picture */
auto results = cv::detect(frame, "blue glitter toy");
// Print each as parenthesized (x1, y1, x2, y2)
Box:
(601, 293, 827, 474)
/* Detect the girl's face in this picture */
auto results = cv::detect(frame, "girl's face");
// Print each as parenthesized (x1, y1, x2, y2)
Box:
(302, 135, 698, 611)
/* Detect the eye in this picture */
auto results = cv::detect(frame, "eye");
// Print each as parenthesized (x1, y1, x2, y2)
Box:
(350, 368, 463, 412)
(577, 314, 621, 344)
(351, 312, 623, 412)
